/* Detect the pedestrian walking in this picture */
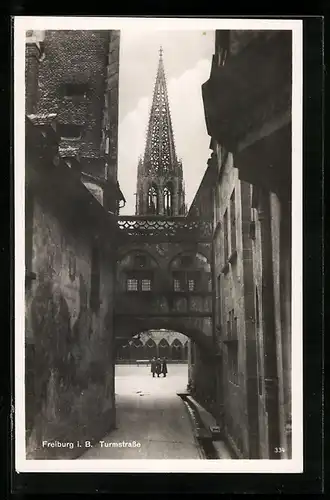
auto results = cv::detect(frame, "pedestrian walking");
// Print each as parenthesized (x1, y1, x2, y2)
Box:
(161, 357, 168, 377)
(150, 357, 157, 377)
(155, 358, 162, 377)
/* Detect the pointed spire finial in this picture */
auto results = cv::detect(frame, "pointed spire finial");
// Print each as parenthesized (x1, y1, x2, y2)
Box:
(159, 45, 163, 59)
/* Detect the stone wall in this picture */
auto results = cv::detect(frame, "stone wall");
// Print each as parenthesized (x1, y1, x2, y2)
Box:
(212, 150, 250, 456)
(202, 28, 293, 459)
(188, 342, 217, 415)
(210, 147, 292, 459)
(25, 190, 116, 459)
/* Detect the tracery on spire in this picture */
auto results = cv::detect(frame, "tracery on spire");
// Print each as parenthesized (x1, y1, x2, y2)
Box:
(143, 47, 177, 175)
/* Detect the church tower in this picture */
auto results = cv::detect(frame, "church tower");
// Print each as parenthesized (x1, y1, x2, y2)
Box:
(136, 47, 186, 216)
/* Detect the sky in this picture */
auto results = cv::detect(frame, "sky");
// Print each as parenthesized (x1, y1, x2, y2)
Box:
(117, 29, 215, 215)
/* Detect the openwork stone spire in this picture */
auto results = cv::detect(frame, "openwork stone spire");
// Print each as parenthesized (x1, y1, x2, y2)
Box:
(136, 47, 186, 217)
(143, 46, 177, 174)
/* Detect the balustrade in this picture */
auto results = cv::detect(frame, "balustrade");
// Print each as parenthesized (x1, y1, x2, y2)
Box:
(117, 215, 213, 242)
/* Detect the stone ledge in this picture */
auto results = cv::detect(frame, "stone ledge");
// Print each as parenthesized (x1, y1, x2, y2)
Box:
(185, 394, 234, 459)
(186, 395, 217, 430)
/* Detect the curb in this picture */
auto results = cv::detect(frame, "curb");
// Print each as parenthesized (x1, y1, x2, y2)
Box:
(178, 393, 218, 459)
(178, 393, 234, 459)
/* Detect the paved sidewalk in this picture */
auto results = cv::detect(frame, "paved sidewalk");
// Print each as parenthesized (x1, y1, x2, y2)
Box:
(79, 364, 203, 460)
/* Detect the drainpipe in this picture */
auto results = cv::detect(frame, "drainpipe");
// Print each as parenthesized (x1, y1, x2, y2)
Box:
(258, 189, 281, 459)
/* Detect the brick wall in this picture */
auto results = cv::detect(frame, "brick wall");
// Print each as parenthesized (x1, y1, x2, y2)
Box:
(36, 30, 111, 179)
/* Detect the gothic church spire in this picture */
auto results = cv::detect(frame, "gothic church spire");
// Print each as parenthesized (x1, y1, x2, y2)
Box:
(136, 47, 186, 216)
(143, 46, 177, 175)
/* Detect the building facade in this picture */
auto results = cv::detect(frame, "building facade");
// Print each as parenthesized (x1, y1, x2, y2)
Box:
(116, 330, 189, 362)
(186, 160, 217, 414)
(25, 30, 124, 458)
(202, 30, 292, 459)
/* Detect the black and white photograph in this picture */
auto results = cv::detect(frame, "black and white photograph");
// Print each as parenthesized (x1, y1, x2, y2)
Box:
(14, 17, 303, 473)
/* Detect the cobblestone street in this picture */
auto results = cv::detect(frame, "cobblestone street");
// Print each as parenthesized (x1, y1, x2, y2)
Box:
(80, 363, 204, 459)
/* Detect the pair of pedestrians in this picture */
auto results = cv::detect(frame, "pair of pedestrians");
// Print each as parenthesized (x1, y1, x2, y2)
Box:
(150, 357, 168, 378)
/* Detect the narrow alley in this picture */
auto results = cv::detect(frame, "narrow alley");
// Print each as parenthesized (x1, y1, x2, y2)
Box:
(80, 364, 204, 460)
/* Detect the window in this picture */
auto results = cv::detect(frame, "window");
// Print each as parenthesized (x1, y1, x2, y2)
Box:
(163, 183, 173, 216)
(58, 124, 83, 140)
(105, 136, 110, 155)
(141, 279, 151, 291)
(127, 278, 138, 291)
(172, 339, 183, 361)
(147, 185, 159, 215)
(188, 279, 195, 292)
(223, 209, 229, 263)
(227, 309, 237, 340)
(90, 245, 101, 312)
(63, 83, 89, 99)
(207, 273, 212, 292)
(174, 278, 181, 292)
(173, 271, 199, 292)
(126, 272, 153, 292)
(230, 190, 236, 254)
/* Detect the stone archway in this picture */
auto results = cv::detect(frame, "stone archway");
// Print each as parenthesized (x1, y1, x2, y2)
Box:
(115, 315, 215, 360)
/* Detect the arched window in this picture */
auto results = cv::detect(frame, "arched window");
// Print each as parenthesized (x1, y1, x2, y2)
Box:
(147, 185, 159, 215)
(145, 338, 157, 360)
(171, 338, 183, 361)
(129, 338, 143, 361)
(116, 343, 129, 361)
(159, 338, 170, 359)
(163, 183, 173, 216)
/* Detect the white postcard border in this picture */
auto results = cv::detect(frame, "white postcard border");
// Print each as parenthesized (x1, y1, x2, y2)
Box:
(14, 16, 303, 474)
